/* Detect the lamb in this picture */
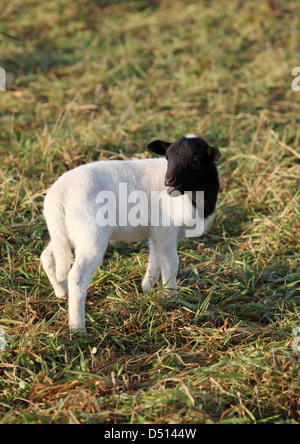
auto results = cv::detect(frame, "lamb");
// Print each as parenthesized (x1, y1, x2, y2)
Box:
(41, 135, 221, 332)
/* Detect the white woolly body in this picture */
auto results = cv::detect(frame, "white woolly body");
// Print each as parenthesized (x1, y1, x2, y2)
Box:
(41, 157, 213, 331)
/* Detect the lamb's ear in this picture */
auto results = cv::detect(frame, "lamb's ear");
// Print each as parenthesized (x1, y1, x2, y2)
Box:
(207, 146, 221, 161)
(147, 140, 172, 156)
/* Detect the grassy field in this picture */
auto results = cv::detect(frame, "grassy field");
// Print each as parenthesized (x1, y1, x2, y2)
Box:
(0, 0, 300, 424)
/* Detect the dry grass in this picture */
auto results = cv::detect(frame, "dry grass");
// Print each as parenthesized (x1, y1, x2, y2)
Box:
(0, 0, 299, 424)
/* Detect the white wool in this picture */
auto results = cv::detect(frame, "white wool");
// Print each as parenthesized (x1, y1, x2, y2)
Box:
(41, 157, 212, 332)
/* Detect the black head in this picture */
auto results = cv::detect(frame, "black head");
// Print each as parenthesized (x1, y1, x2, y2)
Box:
(147, 134, 221, 196)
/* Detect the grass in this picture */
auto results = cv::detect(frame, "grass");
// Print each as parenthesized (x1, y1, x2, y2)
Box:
(0, 0, 300, 424)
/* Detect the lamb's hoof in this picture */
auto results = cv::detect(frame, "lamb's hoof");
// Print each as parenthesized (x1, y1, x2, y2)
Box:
(142, 282, 151, 293)
(70, 323, 87, 335)
(55, 292, 68, 299)
(70, 329, 87, 337)
(163, 288, 178, 299)
(142, 279, 156, 293)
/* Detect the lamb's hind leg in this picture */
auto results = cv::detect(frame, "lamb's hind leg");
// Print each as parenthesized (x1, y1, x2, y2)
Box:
(68, 239, 107, 332)
(41, 242, 68, 298)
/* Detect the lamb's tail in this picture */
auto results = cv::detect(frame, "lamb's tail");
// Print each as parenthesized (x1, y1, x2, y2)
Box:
(44, 195, 73, 282)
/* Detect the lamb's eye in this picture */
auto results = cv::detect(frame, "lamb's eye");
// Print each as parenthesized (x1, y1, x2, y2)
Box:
(192, 158, 201, 168)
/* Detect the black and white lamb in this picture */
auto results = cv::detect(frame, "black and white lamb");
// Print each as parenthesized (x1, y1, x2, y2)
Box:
(41, 134, 221, 331)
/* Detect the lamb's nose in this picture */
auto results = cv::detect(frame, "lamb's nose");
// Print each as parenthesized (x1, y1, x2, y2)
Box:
(165, 176, 175, 186)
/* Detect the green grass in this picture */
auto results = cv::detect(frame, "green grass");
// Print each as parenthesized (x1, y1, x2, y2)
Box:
(0, 0, 300, 424)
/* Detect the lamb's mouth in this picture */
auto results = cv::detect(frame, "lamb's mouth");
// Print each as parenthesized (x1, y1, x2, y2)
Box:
(166, 185, 182, 195)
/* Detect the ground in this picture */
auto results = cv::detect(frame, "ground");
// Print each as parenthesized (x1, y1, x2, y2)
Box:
(0, 0, 299, 424)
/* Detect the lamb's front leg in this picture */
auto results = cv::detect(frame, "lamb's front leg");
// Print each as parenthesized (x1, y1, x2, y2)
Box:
(144, 232, 179, 294)
(142, 239, 161, 292)
(159, 243, 179, 293)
